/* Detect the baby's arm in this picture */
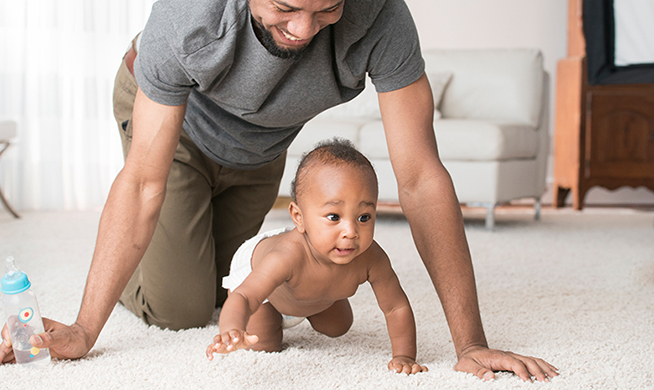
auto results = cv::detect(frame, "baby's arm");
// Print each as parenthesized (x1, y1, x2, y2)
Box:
(367, 243, 428, 374)
(206, 252, 292, 358)
(207, 292, 261, 355)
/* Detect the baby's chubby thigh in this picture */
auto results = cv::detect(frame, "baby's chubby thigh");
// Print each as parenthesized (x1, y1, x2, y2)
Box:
(307, 299, 354, 338)
(245, 302, 284, 352)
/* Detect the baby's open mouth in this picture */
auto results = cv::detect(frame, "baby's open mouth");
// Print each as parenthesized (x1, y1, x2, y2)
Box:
(334, 248, 355, 255)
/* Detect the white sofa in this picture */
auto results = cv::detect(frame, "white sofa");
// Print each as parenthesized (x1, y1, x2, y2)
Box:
(279, 49, 549, 229)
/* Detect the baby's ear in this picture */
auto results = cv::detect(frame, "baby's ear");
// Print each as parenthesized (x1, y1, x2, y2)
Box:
(288, 201, 305, 233)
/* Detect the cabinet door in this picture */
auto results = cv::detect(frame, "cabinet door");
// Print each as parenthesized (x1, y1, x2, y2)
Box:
(585, 89, 654, 179)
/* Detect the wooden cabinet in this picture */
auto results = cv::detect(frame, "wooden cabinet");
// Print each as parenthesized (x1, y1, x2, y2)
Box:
(586, 89, 654, 180)
(552, 0, 654, 209)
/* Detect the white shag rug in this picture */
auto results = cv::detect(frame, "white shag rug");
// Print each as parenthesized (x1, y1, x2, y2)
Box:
(0, 207, 653, 390)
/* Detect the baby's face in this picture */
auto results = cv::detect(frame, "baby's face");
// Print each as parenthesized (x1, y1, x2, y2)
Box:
(295, 163, 378, 265)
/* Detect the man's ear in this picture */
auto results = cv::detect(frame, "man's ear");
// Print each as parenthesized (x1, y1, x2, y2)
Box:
(288, 201, 305, 233)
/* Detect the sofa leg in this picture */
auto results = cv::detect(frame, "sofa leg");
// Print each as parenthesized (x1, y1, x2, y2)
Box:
(534, 198, 542, 221)
(485, 204, 495, 230)
(467, 202, 496, 229)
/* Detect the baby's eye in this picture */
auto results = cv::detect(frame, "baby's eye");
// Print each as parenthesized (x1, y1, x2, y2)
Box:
(358, 214, 372, 223)
(327, 214, 340, 221)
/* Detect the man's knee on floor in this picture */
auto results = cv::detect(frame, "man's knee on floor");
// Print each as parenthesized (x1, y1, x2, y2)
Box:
(145, 296, 216, 331)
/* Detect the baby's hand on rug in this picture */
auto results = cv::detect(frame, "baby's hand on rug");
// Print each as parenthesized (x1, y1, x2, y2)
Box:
(206, 330, 259, 359)
(1, 324, 15, 364)
(388, 356, 428, 375)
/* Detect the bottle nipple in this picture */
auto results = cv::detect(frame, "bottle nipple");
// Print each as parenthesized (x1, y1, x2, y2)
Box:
(5, 256, 20, 279)
(1, 257, 31, 294)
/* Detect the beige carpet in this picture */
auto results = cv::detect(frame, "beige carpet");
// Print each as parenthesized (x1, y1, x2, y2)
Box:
(0, 207, 653, 389)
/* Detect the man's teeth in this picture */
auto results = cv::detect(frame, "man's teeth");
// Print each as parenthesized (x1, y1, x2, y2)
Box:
(281, 30, 301, 41)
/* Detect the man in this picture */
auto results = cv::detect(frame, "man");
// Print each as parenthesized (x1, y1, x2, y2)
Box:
(1, 0, 557, 382)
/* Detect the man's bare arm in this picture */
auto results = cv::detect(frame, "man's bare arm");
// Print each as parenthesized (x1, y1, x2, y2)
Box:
(377, 73, 558, 382)
(11, 89, 186, 361)
(378, 73, 485, 355)
(76, 88, 186, 343)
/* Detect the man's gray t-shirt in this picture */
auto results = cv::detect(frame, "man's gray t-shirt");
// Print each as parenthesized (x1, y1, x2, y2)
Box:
(135, 0, 424, 169)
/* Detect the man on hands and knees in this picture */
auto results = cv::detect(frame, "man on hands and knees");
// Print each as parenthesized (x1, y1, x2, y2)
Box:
(0, 0, 558, 382)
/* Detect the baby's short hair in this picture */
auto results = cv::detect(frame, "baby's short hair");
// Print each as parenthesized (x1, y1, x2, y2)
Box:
(290, 138, 378, 202)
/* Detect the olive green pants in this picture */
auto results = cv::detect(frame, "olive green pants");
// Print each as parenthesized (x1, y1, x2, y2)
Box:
(112, 52, 285, 331)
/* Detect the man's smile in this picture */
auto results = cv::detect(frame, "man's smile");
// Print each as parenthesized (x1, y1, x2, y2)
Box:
(275, 26, 312, 46)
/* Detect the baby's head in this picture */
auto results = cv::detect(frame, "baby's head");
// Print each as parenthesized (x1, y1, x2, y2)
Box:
(290, 138, 378, 205)
(289, 138, 379, 263)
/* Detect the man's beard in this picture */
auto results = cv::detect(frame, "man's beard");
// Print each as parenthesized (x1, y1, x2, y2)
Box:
(251, 17, 307, 61)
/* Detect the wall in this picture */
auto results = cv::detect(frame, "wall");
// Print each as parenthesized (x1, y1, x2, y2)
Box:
(405, 0, 654, 206)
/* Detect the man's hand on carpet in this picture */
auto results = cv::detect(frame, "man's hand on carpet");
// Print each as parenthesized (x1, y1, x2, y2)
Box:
(206, 329, 259, 359)
(36, 319, 94, 360)
(1, 318, 91, 364)
(1, 325, 15, 364)
(454, 345, 559, 382)
(388, 355, 428, 375)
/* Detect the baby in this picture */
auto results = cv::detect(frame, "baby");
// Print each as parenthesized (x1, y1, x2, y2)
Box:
(206, 138, 427, 374)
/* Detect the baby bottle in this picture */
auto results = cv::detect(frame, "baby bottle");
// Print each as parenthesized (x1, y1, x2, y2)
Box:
(1, 257, 51, 367)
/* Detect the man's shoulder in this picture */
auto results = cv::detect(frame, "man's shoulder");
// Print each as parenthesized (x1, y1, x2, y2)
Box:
(334, 0, 413, 49)
(340, 0, 410, 29)
(147, 0, 249, 53)
(153, 0, 246, 17)
(340, 0, 387, 29)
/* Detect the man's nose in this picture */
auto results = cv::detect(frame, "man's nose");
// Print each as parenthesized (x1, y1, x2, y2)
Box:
(286, 13, 321, 40)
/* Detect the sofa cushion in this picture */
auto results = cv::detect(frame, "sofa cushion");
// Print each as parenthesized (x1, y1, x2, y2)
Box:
(429, 71, 453, 109)
(314, 71, 450, 123)
(358, 119, 539, 161)
(313, 78, 381, 121)
(434, 120, 539, 160)
(423, 49, 544, 128)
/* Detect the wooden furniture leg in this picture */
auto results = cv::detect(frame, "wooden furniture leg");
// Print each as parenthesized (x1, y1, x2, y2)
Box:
(553, 185, 570, 208)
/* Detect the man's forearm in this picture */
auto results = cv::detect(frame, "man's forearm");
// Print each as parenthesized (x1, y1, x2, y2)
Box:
(399, 170, 488, 358)
(75, 169, 165, 347)
(75, 90, 184, 348)
(377, 73, 488, 358)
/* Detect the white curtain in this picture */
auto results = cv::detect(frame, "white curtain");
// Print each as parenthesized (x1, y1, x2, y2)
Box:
(0, 0, 156, 211)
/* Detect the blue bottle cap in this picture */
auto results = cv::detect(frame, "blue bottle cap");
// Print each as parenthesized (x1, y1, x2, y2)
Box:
(1, 257, 31, 295)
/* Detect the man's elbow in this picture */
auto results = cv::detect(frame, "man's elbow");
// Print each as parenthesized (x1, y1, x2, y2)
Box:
(115, 165, 169, 215)
(140, 180, 167, 207)
(395, 159, 453, 201)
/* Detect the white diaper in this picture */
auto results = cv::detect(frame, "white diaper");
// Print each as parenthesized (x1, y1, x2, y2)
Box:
(222, 227, 305, 329)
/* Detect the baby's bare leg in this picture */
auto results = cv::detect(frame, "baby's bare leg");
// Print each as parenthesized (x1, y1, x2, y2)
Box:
(245, 302, 284, 352)
(307, 299, 353, 337)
